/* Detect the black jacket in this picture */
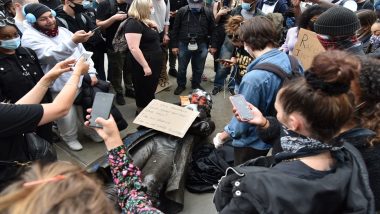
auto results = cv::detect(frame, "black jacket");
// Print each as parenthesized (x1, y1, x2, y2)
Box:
(213, 142, 375, 214)
(171, 6, 218, 48)
(55, 5, 106, 53)
(0, 47, 51, 103)
(0, 47, 53, 142)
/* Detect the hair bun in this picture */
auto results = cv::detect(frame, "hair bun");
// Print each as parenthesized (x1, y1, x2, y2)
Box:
(305, 71, 350, 95)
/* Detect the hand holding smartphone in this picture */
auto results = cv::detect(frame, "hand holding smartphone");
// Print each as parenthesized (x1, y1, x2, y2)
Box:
(90, 26, 101, 33)
(229, 94, 254, 121)
(80, 51, 93, 61)
(89, 92, 115, 128)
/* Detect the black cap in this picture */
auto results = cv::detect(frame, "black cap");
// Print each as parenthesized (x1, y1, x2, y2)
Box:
(314, 6, 360, 37)
(24, 3, 51, 20)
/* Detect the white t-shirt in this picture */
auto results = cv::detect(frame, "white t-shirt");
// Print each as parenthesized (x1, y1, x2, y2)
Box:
(261, 1, 278, 14)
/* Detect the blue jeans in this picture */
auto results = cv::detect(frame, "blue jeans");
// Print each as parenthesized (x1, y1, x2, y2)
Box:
(214, 37, 235, 88)
(177, 41, 208, 87)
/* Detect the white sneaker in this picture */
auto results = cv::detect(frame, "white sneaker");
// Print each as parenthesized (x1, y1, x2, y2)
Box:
(85, 132, 103, 143)
(65, 140, 83, 151)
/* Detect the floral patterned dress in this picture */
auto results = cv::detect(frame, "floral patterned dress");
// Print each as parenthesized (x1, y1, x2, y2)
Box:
(108, 145, 164, 214)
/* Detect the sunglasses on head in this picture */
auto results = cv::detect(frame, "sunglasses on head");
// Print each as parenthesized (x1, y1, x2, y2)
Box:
(227, 33, 239, 40)
(0, 15, 15, 27)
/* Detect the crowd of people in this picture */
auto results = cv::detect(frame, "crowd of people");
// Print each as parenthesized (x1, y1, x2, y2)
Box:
(0, 0, 379, 212)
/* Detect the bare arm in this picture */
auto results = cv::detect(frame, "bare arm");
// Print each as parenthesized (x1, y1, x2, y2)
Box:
(37, 58, 89, 125)
(96, 13, 127, 29)
(125, 33, 150, 74)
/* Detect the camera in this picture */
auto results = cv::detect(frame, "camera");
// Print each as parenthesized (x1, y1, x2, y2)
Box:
(187, 33, 198, 51)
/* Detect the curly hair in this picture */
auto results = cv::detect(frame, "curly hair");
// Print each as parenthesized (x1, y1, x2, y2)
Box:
(356, 57, 380, 146)
(224, 15, 244, 35)
(297, 5, 327, 31)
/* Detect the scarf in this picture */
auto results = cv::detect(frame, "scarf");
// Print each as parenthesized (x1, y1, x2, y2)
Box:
(369, 35, 380, 50)
(34, 24, 59, 37)
(317, 34, 360, 50)
(275, 126, 343, 162)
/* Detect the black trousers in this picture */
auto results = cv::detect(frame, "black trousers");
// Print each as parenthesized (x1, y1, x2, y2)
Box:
(234, 147, 269, 166)
(126, 50, 163, 108)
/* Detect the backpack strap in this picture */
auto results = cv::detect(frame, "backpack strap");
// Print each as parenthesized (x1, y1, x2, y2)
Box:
(252, 63, 291, 81)
(56, 16, 69, 29)
(288, 55, 300, 76)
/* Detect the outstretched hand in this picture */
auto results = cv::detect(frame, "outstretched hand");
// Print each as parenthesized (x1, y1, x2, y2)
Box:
(84, 108, 123, 150)
(45, 59, 76, 82)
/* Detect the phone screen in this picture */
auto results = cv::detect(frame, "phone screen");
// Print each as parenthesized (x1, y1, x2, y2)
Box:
(89, 92, 115, 128)
(229, 95, 254, 121)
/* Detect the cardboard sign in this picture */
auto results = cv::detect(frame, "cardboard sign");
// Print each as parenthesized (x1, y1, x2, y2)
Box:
(133, 99, 199, 138)
(293, 28, 325, 69)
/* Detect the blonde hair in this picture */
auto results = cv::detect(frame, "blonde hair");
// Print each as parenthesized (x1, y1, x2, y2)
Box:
(0, 161, 115, 214)
(128, 0, 152, 23)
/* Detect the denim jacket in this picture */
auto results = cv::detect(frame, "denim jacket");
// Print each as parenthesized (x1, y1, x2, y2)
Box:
(224, 49, 303, 150)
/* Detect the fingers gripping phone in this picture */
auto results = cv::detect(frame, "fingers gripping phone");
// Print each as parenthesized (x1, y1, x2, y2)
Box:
(91, 26, 101, 33)
(89, 92, 115, 128)
(229, 94, 254, 121)
(80, 51, 93, 61)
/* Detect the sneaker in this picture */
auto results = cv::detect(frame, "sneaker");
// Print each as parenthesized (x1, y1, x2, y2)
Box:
(64, 140, 83, 151)
(174, 86, 186, 95)
(168, 68, 178, 77)
(116, 93, 126, 105)
(125, 88, 135, 98)
(192, 84, 205, 91)
(212, 86, 223, 95)
(85, 131, 103, 143)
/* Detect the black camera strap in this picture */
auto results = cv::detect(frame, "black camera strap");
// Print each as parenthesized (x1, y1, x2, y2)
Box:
(186, 6, 203, 41)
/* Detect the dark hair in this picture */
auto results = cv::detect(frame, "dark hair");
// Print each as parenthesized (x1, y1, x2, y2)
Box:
(239, 16, 277, 50)
(278, 50, 359, 142)
(356, 9, 377, 28)
(356, 57, 380, 145)
(297, 5, 328, 31)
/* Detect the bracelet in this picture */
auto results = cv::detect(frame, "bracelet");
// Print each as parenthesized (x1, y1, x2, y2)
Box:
(260, 118, 268, 128)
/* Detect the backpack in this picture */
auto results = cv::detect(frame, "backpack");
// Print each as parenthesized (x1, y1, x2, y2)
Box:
(112, 17, 131, 52)
(252, 55, 301, 88)
(251, 55, 301, 116)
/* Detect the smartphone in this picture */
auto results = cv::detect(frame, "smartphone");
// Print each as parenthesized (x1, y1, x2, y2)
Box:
(89, 92, 115, 128)
(79, 51, 93, 61)
(91, 26, 101, 33)
(215, 58, 233, 64)
(229, 94, 254, 121)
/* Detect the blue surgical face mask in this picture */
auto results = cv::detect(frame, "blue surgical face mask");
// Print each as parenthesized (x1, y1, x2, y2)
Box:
(241, 2, 252, 11)
(0, 36, 21, 50)
(190, 8, 201, 13)
(82, 0, 92, 9)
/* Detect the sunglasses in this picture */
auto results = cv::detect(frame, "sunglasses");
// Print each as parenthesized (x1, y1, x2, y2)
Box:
(227, 33, 239, 41)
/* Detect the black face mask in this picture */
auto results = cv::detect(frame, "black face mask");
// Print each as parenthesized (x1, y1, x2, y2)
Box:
(70, 2, 85, 13)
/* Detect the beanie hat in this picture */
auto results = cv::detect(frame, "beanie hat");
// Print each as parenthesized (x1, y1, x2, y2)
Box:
(24, 3, 51, 20)
(314, 6, 360, 37)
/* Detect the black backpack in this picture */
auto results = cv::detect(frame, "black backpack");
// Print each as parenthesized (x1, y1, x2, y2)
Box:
(251, 55, 302, 116)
